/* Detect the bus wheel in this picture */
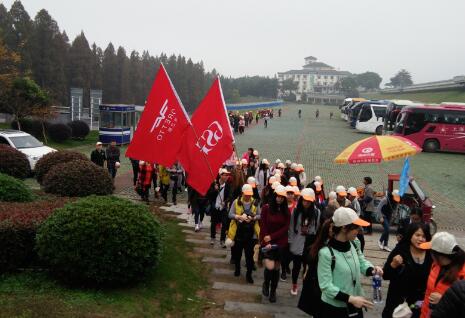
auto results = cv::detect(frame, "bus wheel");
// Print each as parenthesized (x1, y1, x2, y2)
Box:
(375, 126, 383, 135)
(423, 139, 439, 152)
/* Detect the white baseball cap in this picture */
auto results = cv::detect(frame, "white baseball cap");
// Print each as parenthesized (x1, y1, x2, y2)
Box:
(332, 207, 370, 227)
(289, 177, 297, 186)
(271, 181, 281, 190)
(348, 187, 358, 197)
(219, 168, 231, 175)
(285, 185, 295, 194)
(336, 185, 347, 196)
(328, 191, 337, 200)
(314, 176, 323, 184)
(253, 150, 259, 156)
(293, 186, 301, 196)
(262, 158, 270, 165)
(268, 176, 277, 185)
(277, 162, 285, 169)
(96, 142, 103, 146)
(301, 188, 315, 202)
(275, 184, 287, 196)
(247, 176, 256, 188)
(285, 160, 292, 165)
(291, 163, 297, 170)
(275, 159, 281, 164)
(314, 181, 322, 192)
(242, 184, 254, 196)
(241, 158, 248, 165)
(420, 232, 458, 255)
(296, 164, 304, 172)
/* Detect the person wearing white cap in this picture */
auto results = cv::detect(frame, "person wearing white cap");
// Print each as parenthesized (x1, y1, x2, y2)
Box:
(335, 185, 351, 208)
(419, 232, 465, 318)
(324, 191, 339, 220)
(260, 184, 291, 303)
(316, 207, 383, 317)
(91, 141, 106, 168)
(288, 188, 322, 296)
(382, 222, 433, 318)
(226, 184, 260, 284)
(210, 169, 232, 247)
(376, 189, 401, 252)
(247, 176, 261, 205)
(296, 164, 306, 189)
(280, 185, 298, 281)
(255, 159, 271, 195)
(308, 176, 326, 201)
(270, 159, 281, 175)
(261, 176, 277, 206)
(105, 140, 120, 179)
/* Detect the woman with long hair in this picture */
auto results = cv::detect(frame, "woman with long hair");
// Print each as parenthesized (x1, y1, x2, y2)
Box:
(288, 188, 322, 296)
(377, 190, 401, 252)
(255, 159, 270, 196)
(419, 232, 465, 318)
(382, 222, 433, 318)
(317, 207, 383, 318)
(259, 185, 290, 303)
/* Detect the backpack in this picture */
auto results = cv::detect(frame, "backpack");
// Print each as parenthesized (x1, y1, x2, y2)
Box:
(298, 241, 358, 316)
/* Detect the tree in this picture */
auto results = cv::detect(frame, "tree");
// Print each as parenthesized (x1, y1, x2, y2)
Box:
(388, 69, 413, 88)
(67, 31, 93, 107)
(280, 78, 298, 92)
(355, 72, 382, 90)
(90, 43, 103, 90)
(8, 0, 33, 72)
(0, 39, 21, 108)
(336, 77, 359, 97)
(3, 77, 49, 130)
(102, 43, 118, 103)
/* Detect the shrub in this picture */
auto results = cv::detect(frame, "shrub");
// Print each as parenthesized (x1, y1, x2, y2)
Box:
(36, 196, 163, 286)
(42, 160, 113, 197)
(35, 150, 88, 184)
(0, 173, 34, 202)
(11, 119, 43, 139)
(47, 123, 72, 143)
(67, 120, 90, 140)
(0, 198, 69, 272)
(0, 144, 31, 179)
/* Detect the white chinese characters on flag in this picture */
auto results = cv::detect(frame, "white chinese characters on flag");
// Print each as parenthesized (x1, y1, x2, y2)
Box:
(126, 64, 190, 166)
(179, 78, 234, 195)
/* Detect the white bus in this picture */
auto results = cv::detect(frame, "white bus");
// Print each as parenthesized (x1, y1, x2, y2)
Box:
(355, 103, 387, 135)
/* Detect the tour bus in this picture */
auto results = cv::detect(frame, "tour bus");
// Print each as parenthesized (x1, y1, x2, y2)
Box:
(393, 104, 465, 153)
(383, 100, 416, 133)
(340, 98, 366, 120)
(355, 104, 387, 134)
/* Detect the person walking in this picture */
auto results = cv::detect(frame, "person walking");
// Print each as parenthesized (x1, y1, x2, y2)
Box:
(330, 111, 334, 120)
(430, 280, 465, 318)
(316, 109, 320, 119)
(137, 161, 153, 203)
(298, 109, 302, 118)
(158, 165, 170, 203)
(348, 187, 365, 251)
(255, 159, 270, 196)
(264, 114, 269, 128)
(377, 190, 401, 252)
(317, 207, 383, 318)
(256, 112, 260, 124)
(288, 188, 322, 296)
(361, 177, 375, 235)
(167, 163, 181, 205)
(90, 142, 106, 167)
(382, 222, 433, 318)
(188, 186, 210, 232)
(260, 185, 291, 303)
(335, 185, 351, 208)
(419, 232, 465, 318)
(296, 164, 306, 189)
(210, 169, 232, 247)
(278, 109, 282, 117)
(128, 157, 139, 186)
(105, 140, 120, 179)
(239, 116, 245, 134)
(227, 184, 261, 283)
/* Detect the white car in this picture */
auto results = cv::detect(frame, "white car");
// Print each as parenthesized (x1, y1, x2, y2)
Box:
(0, 129, 56, 170)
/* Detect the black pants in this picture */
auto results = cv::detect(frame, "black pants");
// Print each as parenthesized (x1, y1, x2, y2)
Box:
(210, 208, 228, 241)
(264, 120, 268, 128)
(108, 163, 117, 179)
(291, 254, 303, 284)
(362, 211, 373, 234)
(281, 246, 291, 272)
(131, 163, 139, 186)
(193, 200, 208, 225)
(318, 301, 363, 318)
(160, 183, 169, 202)
(140, 185, 150, 201)
(357, 232, 365, 252)
(232, 239, 254, 272)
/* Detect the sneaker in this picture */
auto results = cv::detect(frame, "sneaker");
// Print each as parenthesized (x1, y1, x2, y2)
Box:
(246, 273, 254, 284)
(378, 240, 384, 250)
(280, 271, 287, 282)
(210, 238, 215, 246)
(194, 224, 200, 232)
(220, 240, 226, 248)
(290, 284, 298, 296)
(383, 246, 392, 252)
(199, 222, 203, 229)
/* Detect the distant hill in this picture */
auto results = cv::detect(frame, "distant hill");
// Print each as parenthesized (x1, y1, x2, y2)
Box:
(363, 90, 465, 104)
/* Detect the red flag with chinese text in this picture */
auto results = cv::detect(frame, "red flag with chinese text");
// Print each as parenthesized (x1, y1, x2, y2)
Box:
(179, 78, 234, 195)
(126, 64, 190, 166)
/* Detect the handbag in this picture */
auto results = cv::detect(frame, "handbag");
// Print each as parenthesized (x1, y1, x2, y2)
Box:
(392, 301, 413, 318)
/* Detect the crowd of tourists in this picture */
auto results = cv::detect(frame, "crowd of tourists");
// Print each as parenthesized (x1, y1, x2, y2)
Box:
(186, 148, 465, 318)
(228, 108, 282, 133)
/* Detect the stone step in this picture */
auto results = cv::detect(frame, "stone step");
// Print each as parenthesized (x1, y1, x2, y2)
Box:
(224, 300, 308, 318)
(202, 256, 228, 264)
(194, 247, 228, 256)
(213, 281, 259, 294)
(186, 238, 211, 245)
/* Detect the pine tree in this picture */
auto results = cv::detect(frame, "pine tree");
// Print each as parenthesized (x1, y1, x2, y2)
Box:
(7, 0, 33, 72)
(90, 43, 103, 90)
(102, 43, 118, 103)
(67, 31, 92, 107)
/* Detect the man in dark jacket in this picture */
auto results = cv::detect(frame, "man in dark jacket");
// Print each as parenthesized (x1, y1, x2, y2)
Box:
(106, 141, 120, 179)
(90, 142, 106, 167)
(210, 169, 232, 247)
(431, 280, 465, 318)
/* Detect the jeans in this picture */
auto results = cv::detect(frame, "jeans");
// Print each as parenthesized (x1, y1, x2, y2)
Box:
(193, 201, 208, 225)
(108, 163, 117, 179)
(210, 208, 228, 241)
(379, 215, 391, 247)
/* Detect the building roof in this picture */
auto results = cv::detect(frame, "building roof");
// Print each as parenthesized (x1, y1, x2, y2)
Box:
(305, 56, 317, 60)
(278, 69, 351, 76)
(303, 61, 332, 69)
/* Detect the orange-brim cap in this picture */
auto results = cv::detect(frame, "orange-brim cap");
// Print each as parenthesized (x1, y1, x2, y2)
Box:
(353, 218, 370, 227)
(243, 190, 253, 196)
(302, 195, 315, 202)
(419, 242, 432, 250)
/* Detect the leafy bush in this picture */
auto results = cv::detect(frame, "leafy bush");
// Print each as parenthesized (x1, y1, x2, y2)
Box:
(42, 160, 113, 197)
(35, 150, 88, 184)
(36, 196, 163, 286)
(11, 118, 44, 140)
(0, 173, 34, 202)
(0, 144, 30, 179)
(0, 198, 69, 272)
(47, 123, 72, 143)
(67, 120, 90, 140)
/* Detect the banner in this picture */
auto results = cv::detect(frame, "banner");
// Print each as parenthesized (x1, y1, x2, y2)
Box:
(399, 157, 410, 196)
(126, 64, 190, 166)
(179, 78, 234, 195)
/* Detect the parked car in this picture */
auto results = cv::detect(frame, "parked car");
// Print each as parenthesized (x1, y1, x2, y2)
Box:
(0, 129, 56, 170)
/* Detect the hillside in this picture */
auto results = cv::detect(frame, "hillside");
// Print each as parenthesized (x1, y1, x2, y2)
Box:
(363, 90, 465, 104)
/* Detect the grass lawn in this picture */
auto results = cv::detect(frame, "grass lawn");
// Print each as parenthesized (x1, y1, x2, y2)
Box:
(0, 214, 208, 318)
(44, 130, 100, 151)
(363, 90, 465, 104)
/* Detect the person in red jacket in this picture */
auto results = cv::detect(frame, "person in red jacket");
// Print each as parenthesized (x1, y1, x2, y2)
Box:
(137, 161, 153, 203)
(419, 232, 465, 318)
(259, 185, 291, 303)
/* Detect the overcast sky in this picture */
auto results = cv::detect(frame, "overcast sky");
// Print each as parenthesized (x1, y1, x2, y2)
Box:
(4, 0, 465, 84)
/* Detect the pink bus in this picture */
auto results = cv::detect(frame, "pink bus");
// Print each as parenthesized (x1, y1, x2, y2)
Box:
(393, 103, 465, 153)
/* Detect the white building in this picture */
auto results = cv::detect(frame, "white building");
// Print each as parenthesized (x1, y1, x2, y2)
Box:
(277, 56, 351, 101)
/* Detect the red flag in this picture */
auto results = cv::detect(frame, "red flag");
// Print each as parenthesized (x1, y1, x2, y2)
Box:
(126, 64, 190, 166)
(179, 78, 234, 195)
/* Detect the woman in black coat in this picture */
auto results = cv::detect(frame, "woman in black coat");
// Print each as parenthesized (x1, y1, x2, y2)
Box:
(382, 222, 433, 318)
(431, 280, 465, 318)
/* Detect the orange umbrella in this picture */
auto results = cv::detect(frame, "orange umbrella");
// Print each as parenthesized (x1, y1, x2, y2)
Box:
(334, 135, 421, 164)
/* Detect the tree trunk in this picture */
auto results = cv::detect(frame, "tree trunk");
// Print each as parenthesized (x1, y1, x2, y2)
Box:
(41, 120, 48, 144)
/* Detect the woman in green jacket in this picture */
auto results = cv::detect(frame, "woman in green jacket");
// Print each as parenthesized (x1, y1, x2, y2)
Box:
(317, 207, 383, 318)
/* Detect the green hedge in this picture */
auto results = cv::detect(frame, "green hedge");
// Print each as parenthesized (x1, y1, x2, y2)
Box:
(0, 144, 30, 179)
(35, 150, 88, 184)
(36, 196, 163, 286)
(0, 173, 34, 202)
